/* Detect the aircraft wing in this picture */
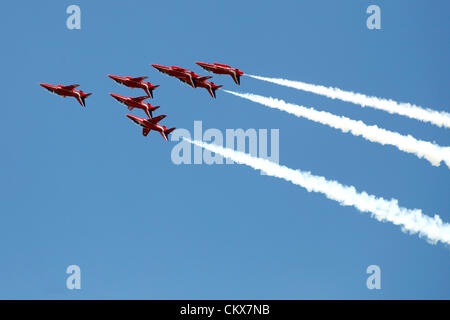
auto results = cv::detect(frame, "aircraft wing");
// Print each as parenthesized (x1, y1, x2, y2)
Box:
(131, 96, 148, 102)
(214, 63, 231, 68)
(62, 84, 80, 90)
(176, 76, 194, 87)
(171, 66, 187, 72)
(197, 76, 212, 82)
(130, 76, 148, 82)
(148, 115, 166, 124)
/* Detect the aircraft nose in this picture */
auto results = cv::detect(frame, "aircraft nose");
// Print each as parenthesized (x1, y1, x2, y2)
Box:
(126, 114, 137, 121)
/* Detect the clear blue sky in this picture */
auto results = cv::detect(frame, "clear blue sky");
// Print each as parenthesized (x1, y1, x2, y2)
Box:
(0, 0, 449, 299)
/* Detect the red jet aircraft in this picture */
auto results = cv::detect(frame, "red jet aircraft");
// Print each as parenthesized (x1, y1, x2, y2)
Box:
(108, 75, 159, 98)
(40, 83, 92, 107)
(196, 62, 244, 85)
(126, 114, 176, 141)
(152, 64, 209, 88)
(195, 79, 223, 98)
(110, 93, 160, 118)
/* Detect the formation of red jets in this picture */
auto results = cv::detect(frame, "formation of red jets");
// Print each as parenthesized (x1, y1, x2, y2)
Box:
(40, 62, 244, 141)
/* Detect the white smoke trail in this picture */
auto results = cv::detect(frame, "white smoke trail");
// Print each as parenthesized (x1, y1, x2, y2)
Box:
(224, 90, 450, 169)
(185, 138, 450, 246)
(246, 74, 450, 129)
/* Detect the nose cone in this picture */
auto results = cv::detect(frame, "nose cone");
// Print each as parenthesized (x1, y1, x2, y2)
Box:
(110, 93, 124, 101)
(153, 64, 172, 73)
(126, 114, 142, 125)
(108, 75, 123, 84)
(40, 83, 51, 89)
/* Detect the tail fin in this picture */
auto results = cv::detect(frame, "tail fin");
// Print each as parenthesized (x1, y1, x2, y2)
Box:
(146, 106, 159, 118)
(81, 93, 92, 107)
(145, 86, 153, 98)
(165, 127, 176, 139)
(146, 85, 159, 98)
(211, 85, 223, 98)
